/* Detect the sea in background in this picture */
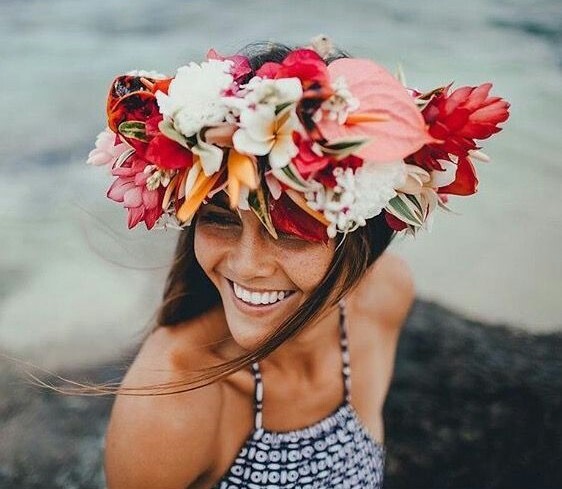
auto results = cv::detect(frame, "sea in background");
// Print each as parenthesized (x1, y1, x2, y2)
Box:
(1, 0, 561, 370)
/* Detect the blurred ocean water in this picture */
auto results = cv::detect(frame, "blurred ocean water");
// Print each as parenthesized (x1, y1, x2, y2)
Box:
(1, 0, 561, 368)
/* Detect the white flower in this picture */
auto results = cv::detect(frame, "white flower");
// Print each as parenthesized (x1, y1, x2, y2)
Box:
(126, 69, 167, 79)
(235, 77, 303, 109)
(155, 59, 234, 138)
(313, 76, 359, 125)
(306, 161, 406, 238)
(233, 105, 301, 169)
(143, 165, 174, 191)
(191, 132, 224, 176)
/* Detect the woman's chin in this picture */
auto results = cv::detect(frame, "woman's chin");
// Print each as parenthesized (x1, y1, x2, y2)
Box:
(219, 275, 300, 340)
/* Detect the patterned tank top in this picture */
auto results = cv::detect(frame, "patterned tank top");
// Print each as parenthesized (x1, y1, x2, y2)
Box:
(212, 299, 386, 488)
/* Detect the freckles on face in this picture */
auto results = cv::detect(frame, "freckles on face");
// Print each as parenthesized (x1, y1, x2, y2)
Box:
(192, 203, 335, 348)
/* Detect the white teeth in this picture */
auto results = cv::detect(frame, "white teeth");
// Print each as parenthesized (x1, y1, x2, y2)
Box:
(232, 281, 292, 306)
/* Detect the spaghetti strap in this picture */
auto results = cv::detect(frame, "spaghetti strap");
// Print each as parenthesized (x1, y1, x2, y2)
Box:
(338, 298, 352, 403)
(250, 299, 351, 431)
(251, 361, 263, 430)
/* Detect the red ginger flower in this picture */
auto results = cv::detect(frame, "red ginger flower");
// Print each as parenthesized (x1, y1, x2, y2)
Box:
(107, 154, 164, 230)
(407, 82, 510, 195)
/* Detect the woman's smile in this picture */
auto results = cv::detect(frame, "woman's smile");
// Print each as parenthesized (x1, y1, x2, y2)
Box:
(224, 276, 299, 317)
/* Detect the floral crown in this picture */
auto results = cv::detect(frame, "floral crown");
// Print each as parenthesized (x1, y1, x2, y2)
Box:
(88, 42, 510, 242)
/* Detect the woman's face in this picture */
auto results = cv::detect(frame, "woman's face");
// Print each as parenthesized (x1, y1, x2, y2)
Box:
(194, 193, 336, 350)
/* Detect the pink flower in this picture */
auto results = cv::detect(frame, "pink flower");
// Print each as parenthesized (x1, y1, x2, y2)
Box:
(316, 58, 434, 163)
(106, 154, 164, 229)
(206, 48, 252, 83)
(87, 128, 129, 167)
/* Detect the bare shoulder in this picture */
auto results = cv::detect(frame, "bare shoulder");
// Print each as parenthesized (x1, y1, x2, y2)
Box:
(105, 324, 223, 489)
(347, 251, 415, 333)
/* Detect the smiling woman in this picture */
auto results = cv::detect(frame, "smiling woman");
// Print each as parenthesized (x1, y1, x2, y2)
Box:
(91, 37, 510, 489)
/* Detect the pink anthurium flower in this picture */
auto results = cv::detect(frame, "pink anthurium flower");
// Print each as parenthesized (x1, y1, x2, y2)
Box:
(317, 58, 435, 163)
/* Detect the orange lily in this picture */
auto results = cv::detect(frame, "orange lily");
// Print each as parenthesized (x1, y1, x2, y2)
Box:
(226, 150, 259, 209)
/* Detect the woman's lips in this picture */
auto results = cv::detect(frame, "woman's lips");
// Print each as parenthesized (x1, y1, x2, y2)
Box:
(225, 278, 297, 315)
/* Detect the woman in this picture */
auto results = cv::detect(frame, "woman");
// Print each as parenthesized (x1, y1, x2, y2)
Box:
(90, 40, 509, 488)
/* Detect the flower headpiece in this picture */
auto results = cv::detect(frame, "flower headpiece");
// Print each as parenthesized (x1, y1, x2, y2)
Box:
(88, 44, 510, 242)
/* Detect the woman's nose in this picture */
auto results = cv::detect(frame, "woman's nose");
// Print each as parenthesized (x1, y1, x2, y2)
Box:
(228, 214, 276, 279)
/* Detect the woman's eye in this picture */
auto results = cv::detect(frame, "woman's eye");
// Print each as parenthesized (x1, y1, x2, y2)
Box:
(199, 212, 240, 227)
(277, 230, 305, 242)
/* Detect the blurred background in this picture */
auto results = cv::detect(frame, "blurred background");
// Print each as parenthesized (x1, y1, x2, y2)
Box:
(0, 0, 561, 488)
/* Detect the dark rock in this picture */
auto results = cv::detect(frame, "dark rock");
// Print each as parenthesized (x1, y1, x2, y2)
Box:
(385, 300, 562, 489)
(0, 298, 560, 488)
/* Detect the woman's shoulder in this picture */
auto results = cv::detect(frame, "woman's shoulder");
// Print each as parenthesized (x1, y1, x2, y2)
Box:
(104, 319, 225, 489)
(347, 251, 415, 333)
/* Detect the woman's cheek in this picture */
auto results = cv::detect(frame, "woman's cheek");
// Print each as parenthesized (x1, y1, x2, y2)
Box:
(278, 245, 334, 291)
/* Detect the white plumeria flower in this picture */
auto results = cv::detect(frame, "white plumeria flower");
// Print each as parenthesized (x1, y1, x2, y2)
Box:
(191, 132, 224, 176)
(233, 105, 301, 169)
(87, 128, 130, 167)
(155, 59, 234, 138)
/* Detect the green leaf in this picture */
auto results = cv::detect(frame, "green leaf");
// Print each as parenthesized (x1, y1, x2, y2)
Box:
(437, 197, 460, 215)
(275, 101, 293, 115)
(248, 184, 278, 240)
(271, 162, 311, 192)
(320, 138, 369, 158)
(403, 193, 424, 219)
(386, 194, 423, 227)
(118, 121, 148, 142)
(158, 119, 190, 148)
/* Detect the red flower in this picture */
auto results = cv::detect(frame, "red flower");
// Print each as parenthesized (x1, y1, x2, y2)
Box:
(315, 154, 363, 189)
(106, 75, 170, 132)
(291, 132, 332, 178)
(436, 155, 479, 196)
(257, 49, 329, 89)
(107, 154, 164, 230)
(409, 83, 510, 172)
(145, 134, 194, 170)
(290, 132, 363, 188)
(269, 192, 328, 243)
(384, 210, 408, 231)
(407, 82, 510, 196)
